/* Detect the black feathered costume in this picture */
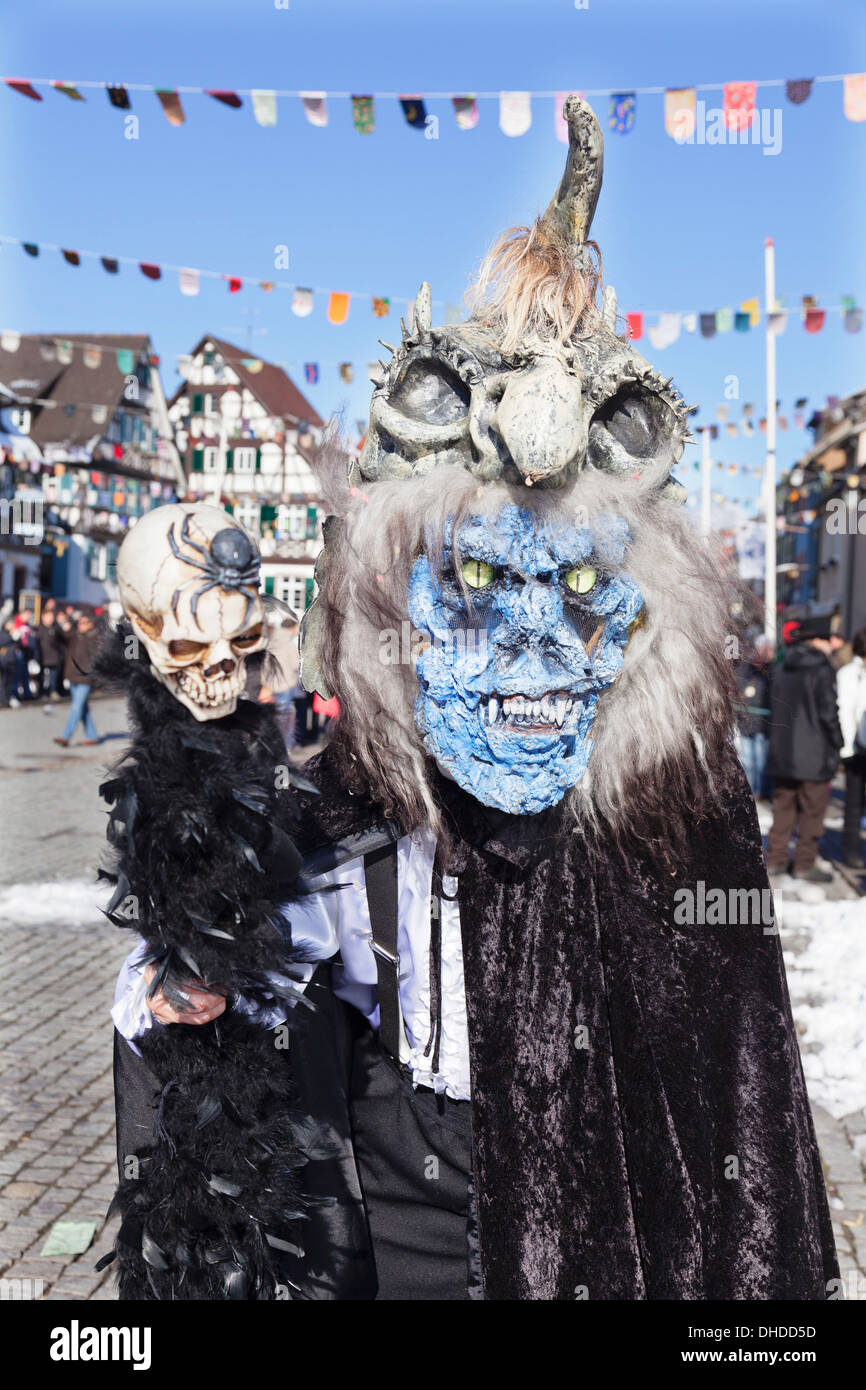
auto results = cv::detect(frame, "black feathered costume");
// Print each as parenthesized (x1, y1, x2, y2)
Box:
(106, 96, 838, 1300)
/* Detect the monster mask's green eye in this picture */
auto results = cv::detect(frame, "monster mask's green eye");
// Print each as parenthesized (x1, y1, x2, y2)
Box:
(462, 559, 496, 589)
(564, 565, 598, 595)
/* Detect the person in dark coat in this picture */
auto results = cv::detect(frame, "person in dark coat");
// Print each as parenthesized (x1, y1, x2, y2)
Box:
(766, 614, 843, 881)
(38, 602, 66, 698)
(54, 612, 101, 747)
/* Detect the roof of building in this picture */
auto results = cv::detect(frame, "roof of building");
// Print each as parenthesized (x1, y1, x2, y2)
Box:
(0, 333, 153, 451)
(799, 386, 866, 469)
(171, 334, 323, 429)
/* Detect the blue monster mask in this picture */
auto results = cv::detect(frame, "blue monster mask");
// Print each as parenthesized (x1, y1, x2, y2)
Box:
(407, 505, 644, 815)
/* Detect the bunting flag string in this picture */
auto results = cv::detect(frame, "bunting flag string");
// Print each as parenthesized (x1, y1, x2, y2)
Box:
(3, 72, 863, 132)
(1, 234, 860, 340)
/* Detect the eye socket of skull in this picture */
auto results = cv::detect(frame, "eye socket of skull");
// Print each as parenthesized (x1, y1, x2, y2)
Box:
(231, 624, 264, 653)
(390, 356, 471, 425)
(168, 637, 209, 663)
(587, 385, 682, 474)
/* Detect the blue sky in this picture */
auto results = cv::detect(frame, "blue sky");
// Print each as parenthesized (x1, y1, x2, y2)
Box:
(2, 0, 864, 516)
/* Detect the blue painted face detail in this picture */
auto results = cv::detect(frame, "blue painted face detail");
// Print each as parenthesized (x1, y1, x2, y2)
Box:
(407, 505, 645, 814)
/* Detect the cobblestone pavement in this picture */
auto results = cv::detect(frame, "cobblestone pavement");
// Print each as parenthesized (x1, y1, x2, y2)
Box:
(0, 697, 864, 1300)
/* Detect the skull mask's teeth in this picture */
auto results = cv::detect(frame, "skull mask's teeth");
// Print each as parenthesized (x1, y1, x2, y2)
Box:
(479, 692, 576, 729)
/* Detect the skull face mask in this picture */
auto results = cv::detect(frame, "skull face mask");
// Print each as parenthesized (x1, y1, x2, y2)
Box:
(116, 503, 266, 720)
(408, 504, 644, 814)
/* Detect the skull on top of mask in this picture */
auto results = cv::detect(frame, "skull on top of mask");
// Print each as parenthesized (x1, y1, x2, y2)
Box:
(116, 503, 266, 720)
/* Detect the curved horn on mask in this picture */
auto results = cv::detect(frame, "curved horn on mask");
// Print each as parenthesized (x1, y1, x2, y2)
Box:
(540, 96, 604, 249)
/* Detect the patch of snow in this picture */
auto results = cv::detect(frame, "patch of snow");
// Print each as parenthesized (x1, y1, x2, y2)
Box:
(781, 895, 866, 1118)
(0, 877, 110, 927)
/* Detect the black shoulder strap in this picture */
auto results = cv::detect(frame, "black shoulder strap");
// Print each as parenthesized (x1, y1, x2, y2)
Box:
(363, 840, 402, 1061)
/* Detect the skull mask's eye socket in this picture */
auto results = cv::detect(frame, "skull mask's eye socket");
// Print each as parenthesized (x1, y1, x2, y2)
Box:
(564, 565, 598, 595)
(587, 385, 681, 473)
(461, 559, 496, 590)
(168, 638, 209, 660)
(390, 357, 471, 425)
(231, 625, 263, 651)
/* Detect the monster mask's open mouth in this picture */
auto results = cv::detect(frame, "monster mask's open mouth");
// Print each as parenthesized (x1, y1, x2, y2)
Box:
(478, 690, 582, 732)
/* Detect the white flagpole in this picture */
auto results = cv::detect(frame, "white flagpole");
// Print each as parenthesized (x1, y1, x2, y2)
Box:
(763, 237, 778, 643)
(700, 425, 712, 537)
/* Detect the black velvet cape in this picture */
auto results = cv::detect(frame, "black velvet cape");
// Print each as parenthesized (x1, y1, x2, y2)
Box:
(295, 749, 839, 1301)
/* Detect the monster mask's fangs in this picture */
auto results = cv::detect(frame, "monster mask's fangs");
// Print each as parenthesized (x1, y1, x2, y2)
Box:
(479, 691, 576, 730)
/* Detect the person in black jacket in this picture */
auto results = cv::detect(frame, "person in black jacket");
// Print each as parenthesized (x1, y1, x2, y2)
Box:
(766, 614, 843, 882)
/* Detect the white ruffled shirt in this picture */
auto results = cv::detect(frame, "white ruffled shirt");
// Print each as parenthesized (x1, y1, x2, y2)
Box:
(111, 828, 472, 1101)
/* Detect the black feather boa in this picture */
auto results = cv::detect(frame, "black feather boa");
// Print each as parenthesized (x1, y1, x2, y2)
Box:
(95, 623, 325, 1300)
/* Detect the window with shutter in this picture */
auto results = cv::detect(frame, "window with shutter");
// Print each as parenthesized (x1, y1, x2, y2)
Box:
(192, 393, 204, 413)
(192, 449, 204, 472)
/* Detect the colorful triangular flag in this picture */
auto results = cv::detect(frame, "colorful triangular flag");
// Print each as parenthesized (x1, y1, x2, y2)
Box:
(178, 267, 199, 296)
(107, 85, 131, 110)
(100, 257, 119, 274)
(785, 79, 813, 105)
(843, 74, 866, 122)
(609, 93, 636, 134)
(339, 363, 354, 383)
(352, 96, 375, 134)
(5, 79, 42, 102)
(292, 287, 314, 317)
(139, 263, 161, 281)
(723, 82, 756, 132)
(304, 363, 319, 384)
(399, 95, 427, 129)
(206, 89, 243, 109)
(327, 292, 350, 325)
(61, 249, 80, 267)
(452, 96, 478, 130)
(300, 92, 328, 126)
(251, 90, 277, 127)
(155, 89, 185, 126)
(372, 297, 390, 318)
(625, 312, 643, 341)
(664, 87, 696, 140)
(499, 91, 532, 137)
(51, 81, 85, 102)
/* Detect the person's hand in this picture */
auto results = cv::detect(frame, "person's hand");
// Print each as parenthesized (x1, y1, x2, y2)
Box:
(143, 964, 227, 1026)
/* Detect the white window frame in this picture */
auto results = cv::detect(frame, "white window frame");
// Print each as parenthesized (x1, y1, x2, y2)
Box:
(233, 447, 257, 474)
